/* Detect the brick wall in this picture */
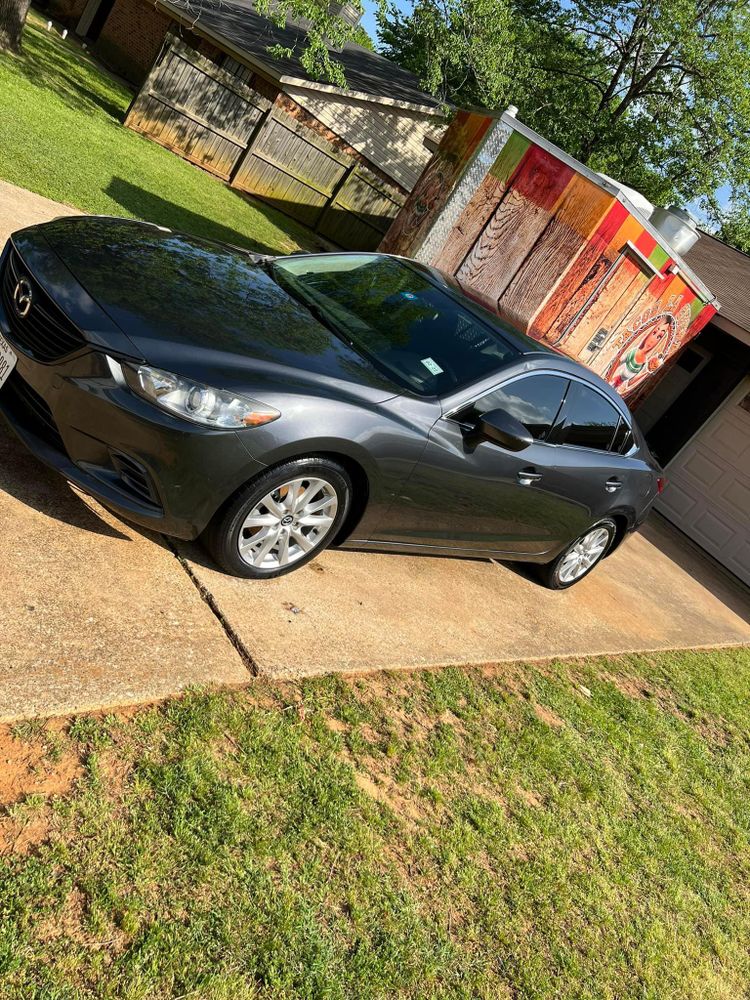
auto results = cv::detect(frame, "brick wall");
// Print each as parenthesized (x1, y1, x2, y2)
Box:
(93, 0, 172, 84)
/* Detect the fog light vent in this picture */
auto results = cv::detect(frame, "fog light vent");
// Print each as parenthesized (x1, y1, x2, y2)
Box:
(110, 451, 160, 506)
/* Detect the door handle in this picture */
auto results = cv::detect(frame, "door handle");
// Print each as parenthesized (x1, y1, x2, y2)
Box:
(517, 469, 543, 486)
(605, 478, 623, 492)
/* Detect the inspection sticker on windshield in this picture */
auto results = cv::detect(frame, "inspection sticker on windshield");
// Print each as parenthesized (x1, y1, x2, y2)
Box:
(421, 357, 443, 376)
(0, 332, 17, 391)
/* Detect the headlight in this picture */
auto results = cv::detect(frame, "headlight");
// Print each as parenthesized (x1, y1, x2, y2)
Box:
(121, 363, 280, 428)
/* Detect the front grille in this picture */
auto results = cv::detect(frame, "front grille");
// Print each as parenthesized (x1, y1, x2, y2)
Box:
(110, 451, 160, 506)
(1, 369, 65, 453)
(1, 248, 87, 362)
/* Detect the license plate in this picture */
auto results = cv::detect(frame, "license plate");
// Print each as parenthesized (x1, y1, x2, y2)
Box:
(0, 332, 17, 389)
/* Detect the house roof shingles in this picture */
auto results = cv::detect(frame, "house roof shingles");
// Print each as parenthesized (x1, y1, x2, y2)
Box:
(684, 230, 750, 333)
(161, 0, 441, 110)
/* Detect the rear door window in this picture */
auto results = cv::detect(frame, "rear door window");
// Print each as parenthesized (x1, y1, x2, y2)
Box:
(468, 375, 569, 441)
(611, 418, 635, 454)
(552, 381, 622, 451)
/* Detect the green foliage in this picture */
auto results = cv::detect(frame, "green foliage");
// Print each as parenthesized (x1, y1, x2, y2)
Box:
(2, 647, 750, 997)
(380, 0, 750, 229)
(250, 0, 366, 85)
(719, 196, 750, 253)
(351, 23, 376, 50)
(378, 0, 515, 107)
(0, 15, 321, 255)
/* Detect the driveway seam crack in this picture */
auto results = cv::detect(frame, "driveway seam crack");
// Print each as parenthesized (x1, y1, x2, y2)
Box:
(165, 538, 259, 677)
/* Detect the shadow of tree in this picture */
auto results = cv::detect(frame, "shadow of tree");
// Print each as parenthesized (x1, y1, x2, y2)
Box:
(2, 15, 133, 121)
(0, 422, 132, 540)
(104, 175, 324, 254)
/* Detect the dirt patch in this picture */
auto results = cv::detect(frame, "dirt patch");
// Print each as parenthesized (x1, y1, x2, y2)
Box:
(532, 704, 565, 728)
(0, 722, 81, 806)
(35, 886, 130, 954)
(438, 708, 466, 733)
(325, 717, 348, 733)
(0, 721, 83, 856)
(516, 785, 543, 808)
(604, 673, 660, 702)
(353, 770, 425, 824)
(1, 812, 54, 856)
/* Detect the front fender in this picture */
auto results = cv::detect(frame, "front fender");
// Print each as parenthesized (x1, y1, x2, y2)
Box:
(234, 394, 440, 539)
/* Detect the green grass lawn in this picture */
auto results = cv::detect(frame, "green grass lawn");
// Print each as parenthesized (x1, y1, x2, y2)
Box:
(1, 646, 750, 998)
(0, 13, 321, 254)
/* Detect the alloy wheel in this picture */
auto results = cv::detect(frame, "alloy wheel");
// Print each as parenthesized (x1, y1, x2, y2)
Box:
(237, 476, 339, 569)
(557, 526, 611, 584)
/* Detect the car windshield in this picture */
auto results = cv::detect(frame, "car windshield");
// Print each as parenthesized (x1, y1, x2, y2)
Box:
(271, 254, 519, 396)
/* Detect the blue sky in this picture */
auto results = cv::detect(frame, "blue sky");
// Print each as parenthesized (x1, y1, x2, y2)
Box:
(360, 0, 392, 47)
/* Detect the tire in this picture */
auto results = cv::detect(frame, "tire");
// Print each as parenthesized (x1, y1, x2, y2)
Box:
(203, 457, 352, 579)
(538, 518, 617, 590)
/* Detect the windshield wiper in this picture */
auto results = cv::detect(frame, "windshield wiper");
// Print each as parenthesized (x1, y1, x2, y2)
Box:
(270, 265, 355, 346)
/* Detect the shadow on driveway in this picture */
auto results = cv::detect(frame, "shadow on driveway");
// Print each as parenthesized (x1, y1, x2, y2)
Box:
(0, 421, 131, 541)
(640, 515, 750, 625)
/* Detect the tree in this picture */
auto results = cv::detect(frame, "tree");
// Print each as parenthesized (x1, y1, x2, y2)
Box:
(259, 0, 365, 87)
(377, 0, 516, 107)
(719, 198, 750, 253)
(0, 0, 32, 52)
(379, 0, 750, 228)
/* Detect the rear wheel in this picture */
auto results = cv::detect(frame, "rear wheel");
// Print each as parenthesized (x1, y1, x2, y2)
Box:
(203, 458, 352, 578)
(538, 518, 616, 590)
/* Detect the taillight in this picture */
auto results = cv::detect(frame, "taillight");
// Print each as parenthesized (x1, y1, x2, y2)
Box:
(656, 476, 667, 494)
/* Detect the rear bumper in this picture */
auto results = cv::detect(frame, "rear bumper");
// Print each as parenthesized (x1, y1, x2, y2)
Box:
(0, 314, 266, 541)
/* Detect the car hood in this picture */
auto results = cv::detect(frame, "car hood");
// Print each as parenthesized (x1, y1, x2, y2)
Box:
(31, 217, 398, 402)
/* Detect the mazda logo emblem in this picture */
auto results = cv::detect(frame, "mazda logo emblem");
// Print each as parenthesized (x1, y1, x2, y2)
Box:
(13, 278, 33, 319)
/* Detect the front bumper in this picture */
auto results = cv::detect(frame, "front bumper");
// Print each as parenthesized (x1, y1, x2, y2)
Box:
(0, 312, 266, 542)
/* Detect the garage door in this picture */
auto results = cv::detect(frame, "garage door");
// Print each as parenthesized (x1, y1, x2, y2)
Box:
(657, 377, 750, 586)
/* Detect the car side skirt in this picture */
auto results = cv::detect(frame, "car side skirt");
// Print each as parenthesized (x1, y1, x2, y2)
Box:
(338, 537, 564, 564)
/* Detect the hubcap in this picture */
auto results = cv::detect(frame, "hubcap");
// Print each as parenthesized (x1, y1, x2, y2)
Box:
(557, 526, 610, 583)
(237, 476, 338, 569)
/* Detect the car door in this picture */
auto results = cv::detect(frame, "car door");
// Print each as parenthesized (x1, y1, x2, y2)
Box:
(543, 377, 646, 524)
(371, 372, 594, 556)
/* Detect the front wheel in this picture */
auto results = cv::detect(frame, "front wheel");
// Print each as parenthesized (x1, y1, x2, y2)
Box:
(203, 458, 352, 578)
(538, 518, 617, 590)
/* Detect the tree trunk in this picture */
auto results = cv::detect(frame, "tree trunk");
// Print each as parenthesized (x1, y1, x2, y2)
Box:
(0, 0, 32, 53)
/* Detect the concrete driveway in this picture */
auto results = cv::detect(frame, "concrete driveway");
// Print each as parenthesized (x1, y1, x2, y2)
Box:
(0, 180, 82, 249)
(176, 520, 750, 679)
(1, 181, 749, 720)
(1, 410, 748, 721)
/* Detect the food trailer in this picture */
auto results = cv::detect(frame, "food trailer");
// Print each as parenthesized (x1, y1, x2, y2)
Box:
(380, 108, 718, 401)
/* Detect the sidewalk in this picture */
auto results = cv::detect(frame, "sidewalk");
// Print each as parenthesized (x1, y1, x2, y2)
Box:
(0, 179, 82, 249)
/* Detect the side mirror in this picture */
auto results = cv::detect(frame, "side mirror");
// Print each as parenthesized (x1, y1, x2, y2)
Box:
(477, 407, 533, 452)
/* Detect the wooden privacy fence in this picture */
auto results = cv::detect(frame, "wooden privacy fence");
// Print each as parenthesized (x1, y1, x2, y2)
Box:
(125, 36, 272, 181)
(232, 110, 406, 248)
(126, 37, 406, 250)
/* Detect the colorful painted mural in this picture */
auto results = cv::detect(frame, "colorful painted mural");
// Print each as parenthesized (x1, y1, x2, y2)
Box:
(380, 110, 717, 401)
